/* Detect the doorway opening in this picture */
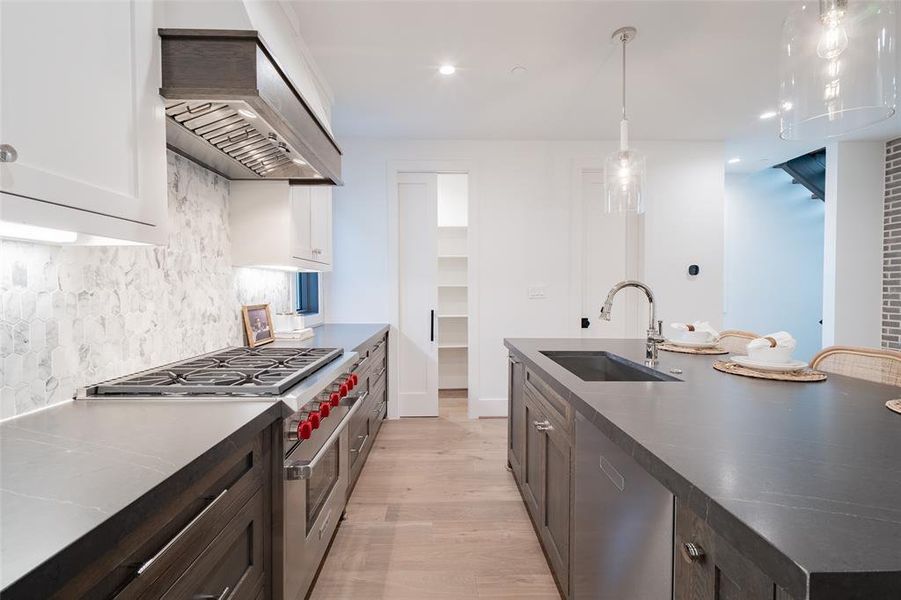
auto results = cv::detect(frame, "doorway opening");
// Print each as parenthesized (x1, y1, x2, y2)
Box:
(396, 172, 471, 418)
(436, 174, 469, 414)
(724, 149, 826, 361)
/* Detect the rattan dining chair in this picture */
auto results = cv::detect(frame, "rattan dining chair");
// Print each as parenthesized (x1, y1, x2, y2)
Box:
(716, 330, 759, 355)
(809, 346, 901, 387)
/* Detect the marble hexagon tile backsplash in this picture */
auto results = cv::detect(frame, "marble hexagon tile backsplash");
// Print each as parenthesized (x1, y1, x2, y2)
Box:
(0, 152, 291, 418)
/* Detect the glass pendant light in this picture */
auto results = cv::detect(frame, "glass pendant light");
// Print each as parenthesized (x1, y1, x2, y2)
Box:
(605, 26, 646, 214)
(779, 0, 897, 140)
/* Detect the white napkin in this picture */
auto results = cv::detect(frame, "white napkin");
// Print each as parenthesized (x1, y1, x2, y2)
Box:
(670, 321, 720, 338)
(747, 331, 797, 351)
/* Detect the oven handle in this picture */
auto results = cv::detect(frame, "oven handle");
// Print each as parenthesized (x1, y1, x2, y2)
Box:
(285, 391, 368, 481)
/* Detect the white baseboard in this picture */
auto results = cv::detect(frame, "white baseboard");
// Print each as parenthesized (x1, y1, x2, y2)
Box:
(469, 396, 507, 418)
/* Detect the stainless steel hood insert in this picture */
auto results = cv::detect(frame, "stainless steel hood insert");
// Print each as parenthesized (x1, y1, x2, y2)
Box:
(159, 29, 342, 185)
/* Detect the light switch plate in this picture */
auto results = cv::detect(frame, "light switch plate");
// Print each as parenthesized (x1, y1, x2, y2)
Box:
(527, 285, 547, 299)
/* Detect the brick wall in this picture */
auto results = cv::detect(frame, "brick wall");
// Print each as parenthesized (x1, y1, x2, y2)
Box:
(882, 137, 901, 348)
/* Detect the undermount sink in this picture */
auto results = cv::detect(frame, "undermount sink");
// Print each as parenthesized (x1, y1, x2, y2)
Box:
(540, 351, 679, 382)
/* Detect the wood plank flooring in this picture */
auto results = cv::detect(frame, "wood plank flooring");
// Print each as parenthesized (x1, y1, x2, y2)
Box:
(309, 391, 560, 599)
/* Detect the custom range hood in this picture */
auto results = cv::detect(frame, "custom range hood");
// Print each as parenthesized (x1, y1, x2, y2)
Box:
(159, 29, 341, 185)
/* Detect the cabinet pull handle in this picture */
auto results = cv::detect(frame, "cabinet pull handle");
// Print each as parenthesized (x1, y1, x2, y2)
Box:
(193, 586, 230, 600)
(138, 488, 229, 576)
(0, 144, 17, 163)
(430, 309, 435, 342)
(680, 542, 706, 563)
(533, 420, 553, 431)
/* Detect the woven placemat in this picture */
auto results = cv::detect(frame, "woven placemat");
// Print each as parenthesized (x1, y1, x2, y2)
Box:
(713, 360, 827, 382)
(887, 399, 901, 415)
(659, 343, 729, 356)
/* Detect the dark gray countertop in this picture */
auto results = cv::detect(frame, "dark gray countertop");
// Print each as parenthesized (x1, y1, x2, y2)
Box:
(505, 338, 901, 600)
(0, 323, 387, 594)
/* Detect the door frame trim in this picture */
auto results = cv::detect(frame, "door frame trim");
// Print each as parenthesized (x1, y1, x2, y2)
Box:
(387, 160, 479, 419)
(569, 157, 645, 339)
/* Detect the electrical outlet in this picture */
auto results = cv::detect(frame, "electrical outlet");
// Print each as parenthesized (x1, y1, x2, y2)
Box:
(528, 285, 547, 299)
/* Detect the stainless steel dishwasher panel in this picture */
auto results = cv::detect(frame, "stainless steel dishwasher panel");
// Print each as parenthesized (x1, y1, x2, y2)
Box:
(574, 411, 674, 600)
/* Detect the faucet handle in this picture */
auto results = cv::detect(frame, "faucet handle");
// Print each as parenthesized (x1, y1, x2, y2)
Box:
(657, 320, 663, 336)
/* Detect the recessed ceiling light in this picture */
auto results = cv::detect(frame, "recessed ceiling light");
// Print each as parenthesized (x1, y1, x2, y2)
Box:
(727, 157, 742, 164)
(439, 64, 456, 75)
(238, 109, 257, 119)
(781, 101, 793, 111)
(759, 110, 778, 120)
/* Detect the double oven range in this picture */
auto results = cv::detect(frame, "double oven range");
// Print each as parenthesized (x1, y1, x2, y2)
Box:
(79, 343, 371, 600)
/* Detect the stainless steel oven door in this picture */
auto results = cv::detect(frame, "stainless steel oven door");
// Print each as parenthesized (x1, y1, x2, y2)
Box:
(283, 396, 365, 600)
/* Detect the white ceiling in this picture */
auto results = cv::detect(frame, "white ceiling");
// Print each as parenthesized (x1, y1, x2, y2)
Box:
(288, 1, 900, 170)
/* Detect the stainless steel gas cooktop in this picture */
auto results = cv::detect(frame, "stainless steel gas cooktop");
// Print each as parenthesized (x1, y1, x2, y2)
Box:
(84, 346, 343, 397)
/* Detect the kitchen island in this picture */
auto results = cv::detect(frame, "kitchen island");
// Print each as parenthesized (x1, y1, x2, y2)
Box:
(0, 323, 388, 599)
(505, 337, 900, 600)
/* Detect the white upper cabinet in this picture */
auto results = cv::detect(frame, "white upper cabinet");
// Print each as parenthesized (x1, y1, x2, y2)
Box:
(0, 0, 167, 244)
(230, 181, 333, 271)
(309, 186, 333, 265)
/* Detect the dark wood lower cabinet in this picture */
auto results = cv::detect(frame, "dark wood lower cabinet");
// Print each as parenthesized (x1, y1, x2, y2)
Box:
(539, 413, 571, 597)
(161, 488, 266, 600)
(46, 424, 276, 600)
(674, 500, 774, 600)
(521, 389, 544, 521)
(507, 352, 798, 600)
(519, 381, 572, 598)
(508, 357, 525, 481)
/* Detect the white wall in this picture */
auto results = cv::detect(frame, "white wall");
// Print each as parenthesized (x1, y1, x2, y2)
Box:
(724, 170, 825, 361)
(823, 142, 885, 348)
(327, 139, 724, 416)
(437, 174, 468, 227)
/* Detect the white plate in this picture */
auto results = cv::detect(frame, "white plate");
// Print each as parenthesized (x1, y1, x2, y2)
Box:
(666, 338, 719, 349)
(730, 356, 808, 373)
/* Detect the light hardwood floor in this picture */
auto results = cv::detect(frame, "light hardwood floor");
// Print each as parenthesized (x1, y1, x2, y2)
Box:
(309, 391, 560, 599)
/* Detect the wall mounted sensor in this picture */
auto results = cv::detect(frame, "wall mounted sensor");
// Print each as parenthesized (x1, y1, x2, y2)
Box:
(688, 264, 700, 276)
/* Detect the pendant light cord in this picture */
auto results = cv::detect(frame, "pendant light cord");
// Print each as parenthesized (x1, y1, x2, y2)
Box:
(621, 34, 627, 121)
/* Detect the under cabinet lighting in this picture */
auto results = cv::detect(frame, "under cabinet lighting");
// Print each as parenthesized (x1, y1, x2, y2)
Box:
(0, 220, 77, 244)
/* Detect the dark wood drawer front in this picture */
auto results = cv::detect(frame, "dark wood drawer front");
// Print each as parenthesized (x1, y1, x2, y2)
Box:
(370, 377, 387, 438)
(525, 368, 571, 432)
(114, 437, 264, 600)
(162, 489, 265, 600)
(349, 410, 370, 471)
(370, 335, 387, 372)
(675, 501, 774, 600)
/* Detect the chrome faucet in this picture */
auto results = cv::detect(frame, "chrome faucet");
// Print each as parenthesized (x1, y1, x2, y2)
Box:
(598, 280, 664, 366)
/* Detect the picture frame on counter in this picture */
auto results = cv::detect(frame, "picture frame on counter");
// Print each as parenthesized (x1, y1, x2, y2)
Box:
(242, 304, 275, 347)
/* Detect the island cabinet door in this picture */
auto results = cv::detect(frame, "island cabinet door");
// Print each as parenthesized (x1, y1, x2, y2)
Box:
(508, 356, 526, 482)
(674, 500, 774, 600)
(539, 415, 572, 597)
(521, 388, 545, 522)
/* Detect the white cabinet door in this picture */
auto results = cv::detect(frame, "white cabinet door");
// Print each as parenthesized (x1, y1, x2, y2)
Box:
(397, 173, 439, 417)
(290, 185, 315, 261)
(310, 187, 332, 265)
(0, 0, 166, 242)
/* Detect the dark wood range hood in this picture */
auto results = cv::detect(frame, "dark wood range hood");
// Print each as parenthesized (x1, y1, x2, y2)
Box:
(159, 29, 342, 185)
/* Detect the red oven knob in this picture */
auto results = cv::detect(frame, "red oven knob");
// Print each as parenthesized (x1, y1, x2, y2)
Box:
(339, 383, 348, 397)
(329, 392, 341, 407)
(351, 373, 359, 386)
(297, 420, 313, 440)
(346, 376, 355, 391)
(308, 411, 321, 429)
(319, 402, 331, 417)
